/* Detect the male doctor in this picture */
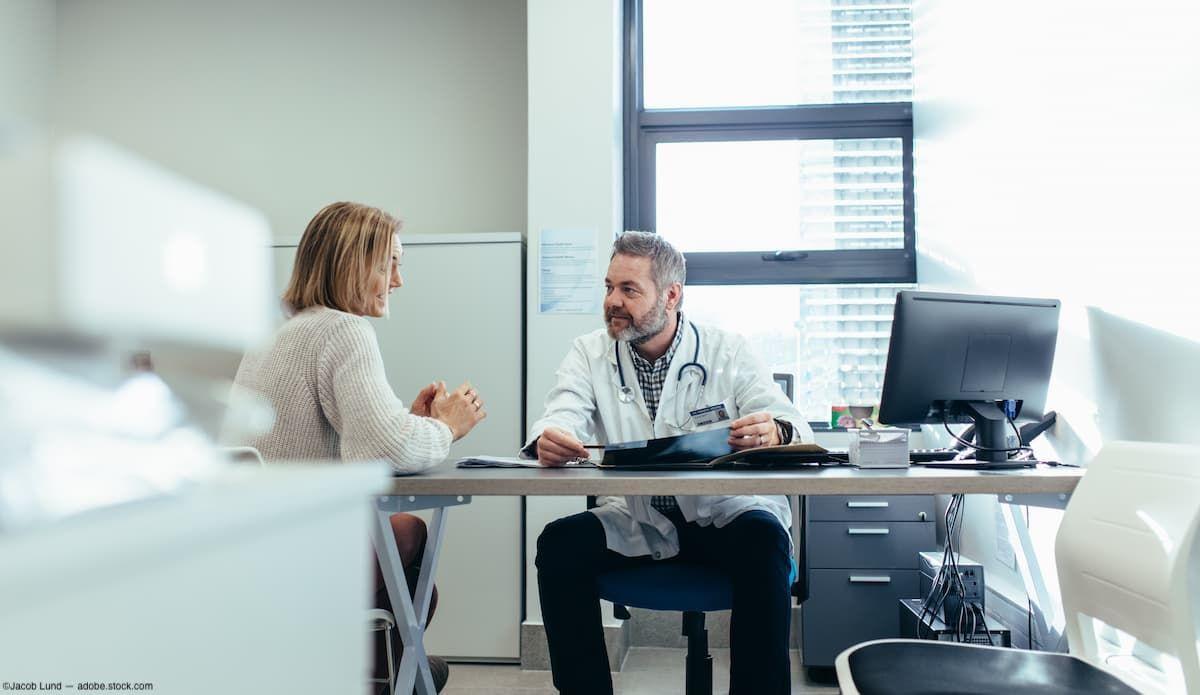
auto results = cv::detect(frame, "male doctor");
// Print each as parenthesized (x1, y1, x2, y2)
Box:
(528, 231, 812, 695)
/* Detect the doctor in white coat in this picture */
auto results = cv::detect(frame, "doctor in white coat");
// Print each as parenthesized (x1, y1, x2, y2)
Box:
(529, 232, 812, 695)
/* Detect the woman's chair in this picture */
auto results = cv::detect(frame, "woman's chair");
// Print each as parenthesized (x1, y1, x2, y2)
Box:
(835, 441, 1200, 694)
(221, 445, 265, 466)
(366, 608, 397, 694)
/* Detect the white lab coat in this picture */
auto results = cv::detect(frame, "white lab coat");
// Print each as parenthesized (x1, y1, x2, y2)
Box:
(526, 318, 814, 559)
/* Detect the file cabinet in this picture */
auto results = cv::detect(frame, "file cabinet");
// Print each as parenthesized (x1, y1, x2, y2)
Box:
(801, 495, 936, 669)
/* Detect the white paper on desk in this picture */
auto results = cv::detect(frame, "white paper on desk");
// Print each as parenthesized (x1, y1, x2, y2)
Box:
(456, 456, 541, 468)
(456, 456, 594, 469)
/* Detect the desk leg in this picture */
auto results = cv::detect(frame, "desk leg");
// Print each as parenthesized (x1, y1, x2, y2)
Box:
(372, 495, 470, 695)
(372, 502, 448, 695)
(997, 502, 1064, 649)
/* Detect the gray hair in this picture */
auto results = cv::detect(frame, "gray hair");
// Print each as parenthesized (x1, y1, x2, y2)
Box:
(611, 231, 686, 293)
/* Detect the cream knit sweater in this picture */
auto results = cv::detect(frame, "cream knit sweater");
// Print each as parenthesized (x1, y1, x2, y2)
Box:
(229, 305, 452, 473)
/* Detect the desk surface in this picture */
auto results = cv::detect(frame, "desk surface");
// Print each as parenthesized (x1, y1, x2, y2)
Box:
(388, 463, 1083, 497)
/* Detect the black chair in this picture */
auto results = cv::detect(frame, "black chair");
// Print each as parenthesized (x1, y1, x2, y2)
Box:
(590, 496, 804, 695)
(835, 442, 1200, 695)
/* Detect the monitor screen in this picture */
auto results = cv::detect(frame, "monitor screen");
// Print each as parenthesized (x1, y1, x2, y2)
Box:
(773, 372, 794, 402)
(878, 291, 1060, 462)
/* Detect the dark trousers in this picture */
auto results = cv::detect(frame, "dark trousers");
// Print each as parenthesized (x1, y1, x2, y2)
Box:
(536, 509, 793, 695)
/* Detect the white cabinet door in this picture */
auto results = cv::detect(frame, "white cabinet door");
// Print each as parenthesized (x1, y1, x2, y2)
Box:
(272, 236, 523, 660)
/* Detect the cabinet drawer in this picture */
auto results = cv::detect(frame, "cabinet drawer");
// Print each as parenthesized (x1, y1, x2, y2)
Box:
(808, 495, 934, 522)
(801, 569, 921, 667)
(806, 521, 935, 569)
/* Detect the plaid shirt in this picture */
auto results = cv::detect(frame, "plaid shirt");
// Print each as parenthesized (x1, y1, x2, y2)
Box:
(629, 313, 685, 422)
(630, 314, 686, 514)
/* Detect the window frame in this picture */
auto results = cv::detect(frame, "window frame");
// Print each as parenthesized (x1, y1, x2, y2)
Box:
(622, 0, 917, 286)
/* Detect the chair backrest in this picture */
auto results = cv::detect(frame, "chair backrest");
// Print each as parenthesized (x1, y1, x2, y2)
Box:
(1055, 441, 1200, 693)
(221, 445, 265, 466)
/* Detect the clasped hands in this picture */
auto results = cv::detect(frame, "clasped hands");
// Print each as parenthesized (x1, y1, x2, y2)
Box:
(411, 380, 486, 440)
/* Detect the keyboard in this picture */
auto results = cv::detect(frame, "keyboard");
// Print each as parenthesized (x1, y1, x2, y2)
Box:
(909, 448, 961, 463)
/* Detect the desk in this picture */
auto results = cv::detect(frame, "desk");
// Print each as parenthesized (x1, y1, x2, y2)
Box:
(378, 463, 1082, 694)
(389, 463, 1083, 497)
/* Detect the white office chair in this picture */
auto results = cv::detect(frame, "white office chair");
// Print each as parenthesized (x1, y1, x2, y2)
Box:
(835, 441, 1200, 694)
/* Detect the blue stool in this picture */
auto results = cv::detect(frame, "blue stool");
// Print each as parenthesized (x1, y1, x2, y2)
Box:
(597, 558, 799, 695)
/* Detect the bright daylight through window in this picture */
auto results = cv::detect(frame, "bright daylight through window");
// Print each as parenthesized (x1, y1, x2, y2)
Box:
(626, 0, 916, 426)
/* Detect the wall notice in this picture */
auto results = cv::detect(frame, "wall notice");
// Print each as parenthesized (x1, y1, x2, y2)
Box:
(538, 229, 601, 314)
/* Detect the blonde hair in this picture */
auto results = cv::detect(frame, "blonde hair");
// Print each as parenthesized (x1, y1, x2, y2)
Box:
(283, 202, 400, 315)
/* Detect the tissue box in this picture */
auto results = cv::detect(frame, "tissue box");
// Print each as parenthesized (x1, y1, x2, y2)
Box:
(849, 427, 910, 468)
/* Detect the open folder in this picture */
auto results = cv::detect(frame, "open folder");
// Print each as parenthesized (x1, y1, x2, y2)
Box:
(455, 428, 832, 469)
(597, 427, 830, 469)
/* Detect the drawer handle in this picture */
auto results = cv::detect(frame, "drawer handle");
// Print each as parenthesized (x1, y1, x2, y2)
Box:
(847, 528, 890, 535)
(849, 575, 893, 584)
(847, 501, 889, 509)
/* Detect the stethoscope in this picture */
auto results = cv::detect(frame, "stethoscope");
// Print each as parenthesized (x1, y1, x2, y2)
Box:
(615, 320, 708, 404)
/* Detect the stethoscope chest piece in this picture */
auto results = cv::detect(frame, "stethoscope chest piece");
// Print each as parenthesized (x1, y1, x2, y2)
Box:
(613, 321, 706, 410)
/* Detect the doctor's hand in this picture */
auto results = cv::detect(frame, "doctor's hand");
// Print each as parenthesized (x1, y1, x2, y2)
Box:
(537, 427, 590, 467)
(409, 382, 439, 417)
(728, 412, 779, 450)
(431, 380, 486, 441)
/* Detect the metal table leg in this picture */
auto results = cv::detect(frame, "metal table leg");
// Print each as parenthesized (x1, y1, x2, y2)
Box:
(372, 494, 472, 695)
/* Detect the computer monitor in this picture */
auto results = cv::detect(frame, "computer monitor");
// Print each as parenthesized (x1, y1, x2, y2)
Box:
(879, 291, 1060, 464)
(773, 372, 794, 402)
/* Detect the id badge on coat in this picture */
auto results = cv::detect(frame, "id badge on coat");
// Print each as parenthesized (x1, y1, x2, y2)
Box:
(689, 401, 731, 426)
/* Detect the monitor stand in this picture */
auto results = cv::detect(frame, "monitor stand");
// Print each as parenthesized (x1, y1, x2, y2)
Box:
(956, 400, 1015, 464)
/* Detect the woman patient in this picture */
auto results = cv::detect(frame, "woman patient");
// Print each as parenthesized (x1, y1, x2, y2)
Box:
(229, 201, 484, 692)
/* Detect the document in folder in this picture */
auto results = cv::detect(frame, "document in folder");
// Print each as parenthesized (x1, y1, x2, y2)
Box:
(598, 427, 735, 469)
(598, 427, 831, 469)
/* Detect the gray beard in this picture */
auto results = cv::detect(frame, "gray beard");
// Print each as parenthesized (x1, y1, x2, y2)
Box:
(610, 295, 669, 345)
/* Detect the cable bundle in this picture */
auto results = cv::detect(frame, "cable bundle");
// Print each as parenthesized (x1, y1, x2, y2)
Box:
(916, 494, 997, 645)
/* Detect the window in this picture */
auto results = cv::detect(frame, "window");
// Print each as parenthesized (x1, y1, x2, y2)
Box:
(624, 0, 917, 423)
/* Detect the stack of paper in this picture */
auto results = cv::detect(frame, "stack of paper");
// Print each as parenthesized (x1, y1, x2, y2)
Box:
(456, 456, 594, 469)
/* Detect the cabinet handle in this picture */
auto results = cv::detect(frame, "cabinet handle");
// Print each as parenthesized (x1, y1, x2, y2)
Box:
(847, 501, 889, 509)
(847, 527, 890, 535)
(849, 575, 893, 584)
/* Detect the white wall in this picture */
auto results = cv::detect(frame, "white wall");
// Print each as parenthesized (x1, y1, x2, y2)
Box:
(0, 0, 54, 133)
(54, 0, 527, 242)
(524, 0, 623, 625)
(912, 0, 1200, 635)
(0, 0, 56, 326)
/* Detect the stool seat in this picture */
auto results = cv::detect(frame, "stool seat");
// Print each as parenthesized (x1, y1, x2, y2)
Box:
(366, 608, 396, 631)
(838, 639, 1138, 695)
(597, 562, 732, 612)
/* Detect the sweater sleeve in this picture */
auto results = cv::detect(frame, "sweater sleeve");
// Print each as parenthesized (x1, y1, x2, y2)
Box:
(316, 315, 452, 473)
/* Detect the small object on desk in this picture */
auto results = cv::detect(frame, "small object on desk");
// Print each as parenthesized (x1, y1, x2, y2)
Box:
(915, 458, 1037, 470)
(848, 427, 909, 468)
(909, 448, 962, 463)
